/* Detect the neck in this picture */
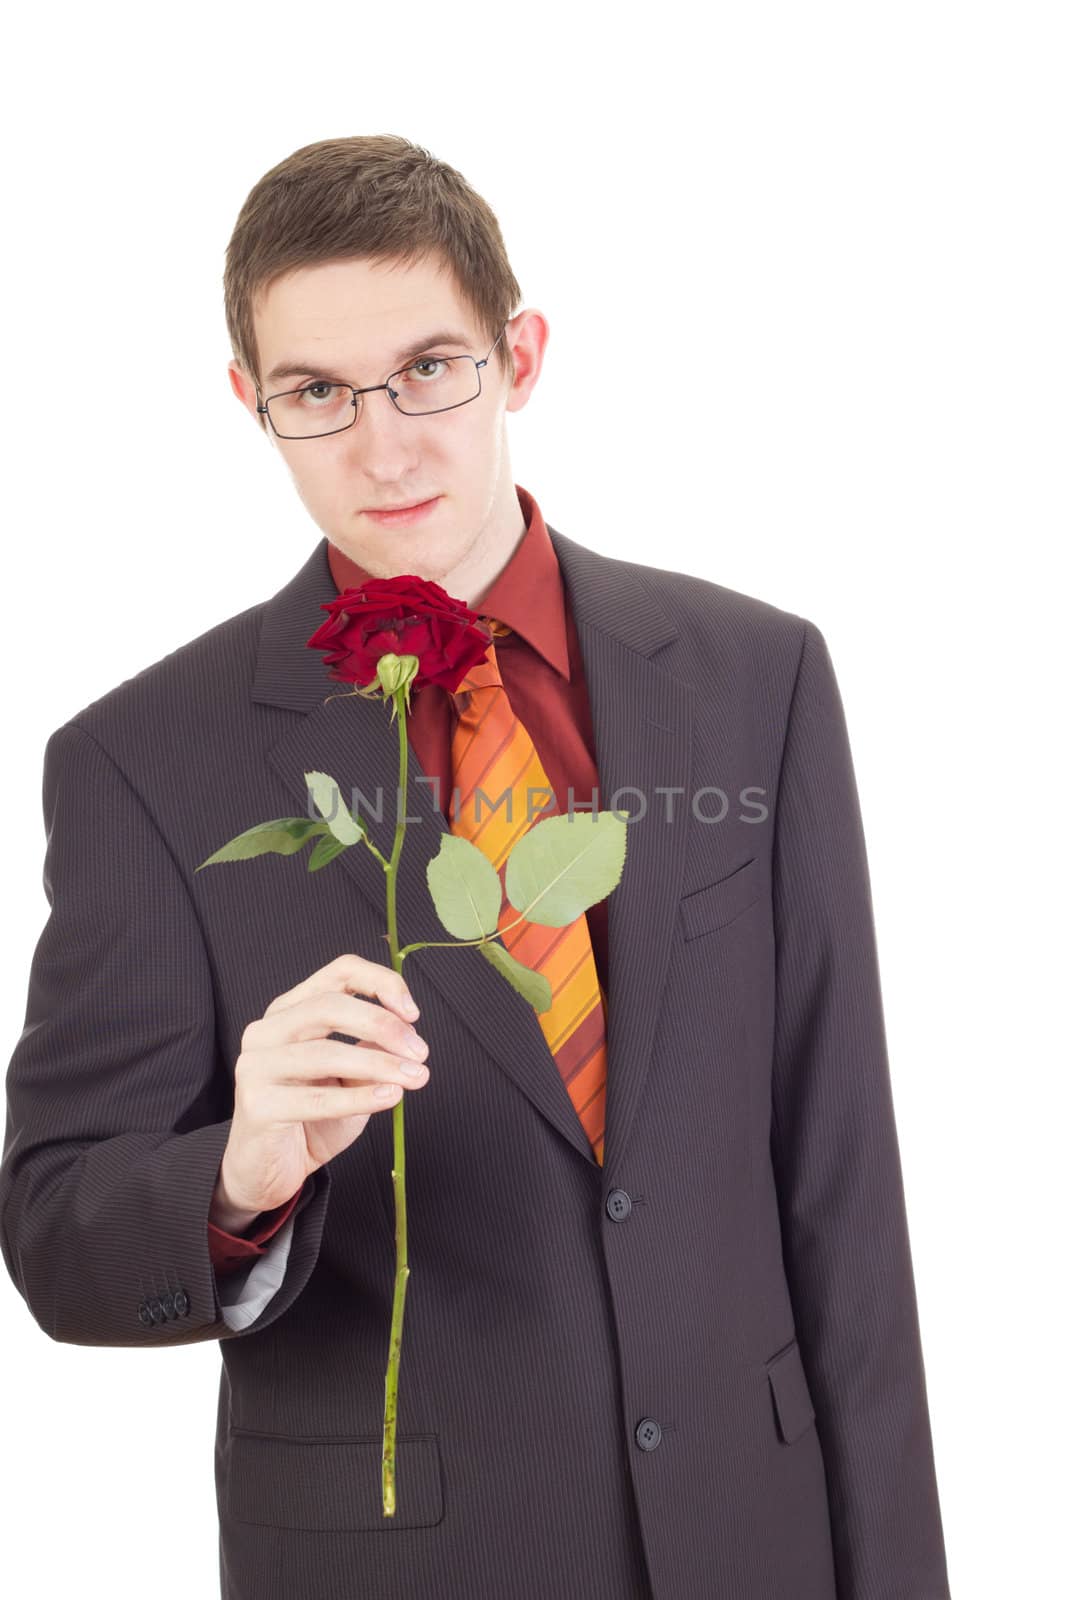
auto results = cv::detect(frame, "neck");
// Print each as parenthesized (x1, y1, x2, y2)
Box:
(438, 493, 527, 608)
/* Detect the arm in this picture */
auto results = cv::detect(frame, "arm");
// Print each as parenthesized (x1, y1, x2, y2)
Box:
(770, 621, 951, 1599)
(0, 721, 330, 1347)
(208, 1179, 310, 1271)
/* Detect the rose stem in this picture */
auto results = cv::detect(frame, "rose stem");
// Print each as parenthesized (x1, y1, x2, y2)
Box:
(380, 686, 412, 1519)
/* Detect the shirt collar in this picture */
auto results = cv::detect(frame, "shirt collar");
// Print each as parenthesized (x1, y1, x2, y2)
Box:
(325, 482, 571, 682)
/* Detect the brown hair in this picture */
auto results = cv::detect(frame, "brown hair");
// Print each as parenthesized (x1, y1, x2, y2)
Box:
(223, 135, 522, 431)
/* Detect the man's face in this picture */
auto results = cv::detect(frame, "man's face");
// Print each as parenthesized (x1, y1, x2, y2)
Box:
(228, 252, 546, 602)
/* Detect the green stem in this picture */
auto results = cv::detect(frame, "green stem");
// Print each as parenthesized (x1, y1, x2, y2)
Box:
(397, 911, 528, 961)
(363, 837, 391, 871)
(375, 679, 532, 1515)
(380, 691, 411, 1520)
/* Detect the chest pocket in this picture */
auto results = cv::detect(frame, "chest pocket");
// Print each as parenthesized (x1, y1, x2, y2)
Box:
(766, 1337, 817, 1444)
(680, 856, 763, 941)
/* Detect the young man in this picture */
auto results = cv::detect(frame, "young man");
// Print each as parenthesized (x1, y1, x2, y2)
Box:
(0, 136, 951, 1599)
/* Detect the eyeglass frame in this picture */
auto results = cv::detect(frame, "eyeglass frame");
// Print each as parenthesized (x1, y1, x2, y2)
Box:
(255, 326, 509, 440)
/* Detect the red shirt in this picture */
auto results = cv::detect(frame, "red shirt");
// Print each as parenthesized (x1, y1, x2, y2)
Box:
(209, 483, 607, 1270)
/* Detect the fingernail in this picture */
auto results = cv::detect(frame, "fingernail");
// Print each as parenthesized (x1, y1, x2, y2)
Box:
(401, 995, 419, 1017)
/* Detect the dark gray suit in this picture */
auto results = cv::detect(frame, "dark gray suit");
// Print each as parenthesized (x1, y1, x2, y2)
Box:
(1, 526, 951, 1597)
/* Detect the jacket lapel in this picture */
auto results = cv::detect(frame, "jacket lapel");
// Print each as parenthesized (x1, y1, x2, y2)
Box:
(251, 528, 694, 1181)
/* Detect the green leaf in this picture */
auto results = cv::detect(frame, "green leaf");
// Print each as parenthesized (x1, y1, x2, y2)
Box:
(426, 834, 502, 940)
(305, 770, 366, 846)
(478, 939, 553, 1013)
(306, 832, 350, 873)
(504, 810, 630, 926)
(194, 816, 328, 871)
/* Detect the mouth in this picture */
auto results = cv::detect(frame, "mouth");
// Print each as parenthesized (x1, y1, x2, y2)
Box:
(364, 495, 442, 527)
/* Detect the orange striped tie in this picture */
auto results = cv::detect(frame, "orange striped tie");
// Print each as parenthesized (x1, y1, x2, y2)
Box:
(448, 620, 608, 1166)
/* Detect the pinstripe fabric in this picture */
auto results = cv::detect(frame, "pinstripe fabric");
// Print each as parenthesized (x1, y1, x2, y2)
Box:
(450, 620, 608, 1165)
(0, 519, 952, 1599)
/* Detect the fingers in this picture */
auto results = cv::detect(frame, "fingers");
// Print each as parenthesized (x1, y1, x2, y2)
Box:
(233, 1037, 429, 1131)
(250, 956, 425, 1058)
(256, 1077, 410, 1125)
(235, 957, 430, 1142)
(250, 991, 426, 1060)
(256, 1037, 429, 1086)
(262, 953, 418, 1021)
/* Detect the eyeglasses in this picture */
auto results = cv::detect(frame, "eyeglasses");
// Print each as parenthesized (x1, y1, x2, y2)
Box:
(255, 327, 508, 440)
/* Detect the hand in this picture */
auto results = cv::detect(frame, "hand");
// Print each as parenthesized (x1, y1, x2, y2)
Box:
(213, 953, 430, 1223)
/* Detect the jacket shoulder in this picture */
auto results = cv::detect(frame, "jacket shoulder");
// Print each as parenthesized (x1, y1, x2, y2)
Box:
(612, 550, 816, 665)
(57, 598, 267, 751)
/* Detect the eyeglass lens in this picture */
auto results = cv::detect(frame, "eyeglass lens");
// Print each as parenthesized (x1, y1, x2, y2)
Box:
(266, 354, 481, 438)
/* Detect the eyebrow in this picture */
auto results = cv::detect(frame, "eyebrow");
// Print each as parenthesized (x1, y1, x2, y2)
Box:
(264, 328, 474, 388)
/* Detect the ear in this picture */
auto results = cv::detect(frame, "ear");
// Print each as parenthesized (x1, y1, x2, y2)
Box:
(503, 310, 549, 416)
(228, 360, 258, 415)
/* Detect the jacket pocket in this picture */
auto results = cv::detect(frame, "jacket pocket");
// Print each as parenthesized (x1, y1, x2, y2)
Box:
(765, 1338, 816, 1444)
(226, 1429, 444, 1529)
(680, 856, 762, 941)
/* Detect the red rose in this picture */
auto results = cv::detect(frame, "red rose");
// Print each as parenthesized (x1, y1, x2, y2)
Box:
(306, 574, 492, 695)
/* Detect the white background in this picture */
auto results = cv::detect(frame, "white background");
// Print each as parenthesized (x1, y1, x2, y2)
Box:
(1, 2, 1063, 1595)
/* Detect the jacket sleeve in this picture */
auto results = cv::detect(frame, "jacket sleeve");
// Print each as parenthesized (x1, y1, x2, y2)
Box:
(769, 621, 951, 1599)
(0, 721, 331, 1347)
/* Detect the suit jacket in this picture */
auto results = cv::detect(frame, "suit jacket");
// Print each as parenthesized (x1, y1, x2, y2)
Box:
(0, 523, 951, 1599)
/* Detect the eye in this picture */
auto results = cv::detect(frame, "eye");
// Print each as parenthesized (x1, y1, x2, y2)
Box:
(406, 357, 449, 380)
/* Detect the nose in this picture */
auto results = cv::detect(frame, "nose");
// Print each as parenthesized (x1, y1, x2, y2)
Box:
(352, 382, 404, 428)
(348, 385, 421, 464)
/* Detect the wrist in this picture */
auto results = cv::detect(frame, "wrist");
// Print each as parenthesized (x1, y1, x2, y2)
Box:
(209, 1167, 261, 1236)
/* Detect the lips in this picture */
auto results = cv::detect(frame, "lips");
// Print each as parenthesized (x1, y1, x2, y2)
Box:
(368, 497, 435, 513)
(363, 496, 442, 527)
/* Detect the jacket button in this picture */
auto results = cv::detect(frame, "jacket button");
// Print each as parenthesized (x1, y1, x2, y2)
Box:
(635, 1418, 662, 1451)
(605, 1189, 632, 1221)
(137, 1302, 153, 1328)
(147, 1297, 165, 1325)
(173, 1288, 189, 1317)
(160, 1291, 175, 1319)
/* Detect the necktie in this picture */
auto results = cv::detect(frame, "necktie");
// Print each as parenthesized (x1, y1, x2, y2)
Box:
(448, 620, 608, 1166)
